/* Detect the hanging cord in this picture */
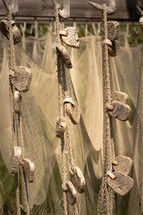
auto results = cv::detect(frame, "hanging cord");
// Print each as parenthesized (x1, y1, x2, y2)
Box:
(8, 5, 16, 71)
(62, 61, 75, 169)
(55, 3, 68, 215)
(8, 5, 21, 215)
(18, 113, 30, 215)
(8, 5, 30, 214)
(97, 4, 115, 215)
(55, 3, 64, 117)
(54, 2, 79, 214)
(61, 39, 79, 215)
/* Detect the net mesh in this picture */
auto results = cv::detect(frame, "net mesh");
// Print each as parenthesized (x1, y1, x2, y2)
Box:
(0, 22, 142, 215)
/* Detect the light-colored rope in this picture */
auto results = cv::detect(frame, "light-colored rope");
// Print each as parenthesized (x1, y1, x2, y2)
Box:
(61, 138, 68, 215)
(57, 52, 64, 116)
(8, 5, 16, 70)
(19, 113, 30, 215)
(9, 82, 17, 146)
(8, 5, 21, 215)
(74, 202, 79, 215)
(8, 4, 17, 147)
(61, 32, 79, 215)
(54, 3, 68, 215)
(65, 117, 74, 168)
(102, 3, 112, 174)
(54, 3, 79, 214)
(98, 4, 115, 215)
(62, 60, 75, 169)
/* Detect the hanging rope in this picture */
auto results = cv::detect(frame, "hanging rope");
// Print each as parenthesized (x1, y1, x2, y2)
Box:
(8, 5, 21, 215)
(97, 4, 115, 215)
(54, 2, 79, 214)
(19, 113, 30, 215)
(62, 60, 75, 169)
(8, 5, 30, 215)
(61, 23, 79, 215)
(54, 3, 68, 215)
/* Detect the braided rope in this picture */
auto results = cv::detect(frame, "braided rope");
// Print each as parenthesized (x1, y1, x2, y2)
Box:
(8, 5, 16, 70)
(61, 32, 79, 215)
(74, 202, 79, 215)
(9, 82, 17, 146)
(8, 4, 17, 147)
(54, 3, 80, 214)
(8, 5, 21, 215)
(65, 117, 74, 168)
(62, 61, 75, 169)
(19, 113, 30, 215)
(57, 51, 64, 116)
(61, 137, 68, 215)
(98, 4, 115, 215)
(54, 4, 68, 215)
(102, 4, 113, 174)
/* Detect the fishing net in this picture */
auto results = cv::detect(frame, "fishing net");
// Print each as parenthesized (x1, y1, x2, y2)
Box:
(0, 22, 142, 215)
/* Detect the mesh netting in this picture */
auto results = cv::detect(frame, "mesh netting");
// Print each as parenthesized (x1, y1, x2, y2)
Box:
(0, 22, 142, 215)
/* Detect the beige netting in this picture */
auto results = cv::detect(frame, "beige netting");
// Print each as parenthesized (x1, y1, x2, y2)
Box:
(0, 20, 142, 215)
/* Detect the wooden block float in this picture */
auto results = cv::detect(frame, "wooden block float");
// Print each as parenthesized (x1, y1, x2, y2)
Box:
(60, 27, 80, 48)
(108, 40, 120, 57)
(14, 90, 21, 113)
(22, 158, 35, 183)
(107, 21, 120, 41)
(106, 91, 131, 121)
(64, 98, 80, 124)
(0, 19, 21, 44)
(55, 116, 67, 137)
(107, 171, 134, 196)
(108, 101, 131, 121)
(110, 91, 129, 104)
(63, 181, 77, 205)
(10, 66, 32, 92)
(70, 166, 86, 193)
(56, 45, 72, 69)
(10, 146, 22, 174)
(112, 155, 133, 175)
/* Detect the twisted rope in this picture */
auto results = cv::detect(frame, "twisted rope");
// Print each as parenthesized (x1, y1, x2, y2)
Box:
(61, 28, 79, 215)
(54, 3, 68, 215)
(9, 82, 17, 146)
(54, 3, 80, 214)
(62, 60, 75, 169)
(74, 202, 79, 215)
(19, 112, 30, 215)
(8, 5, 16, 70)
(8, 5, 21, 215)
(98, 4, 115, 215)
(61, 137, 68, 215)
